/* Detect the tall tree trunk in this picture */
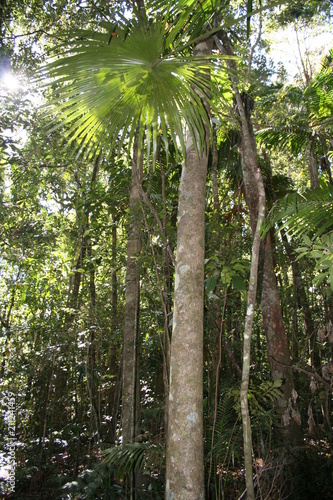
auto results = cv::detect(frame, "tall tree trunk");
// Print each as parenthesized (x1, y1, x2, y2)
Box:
(209, 124, 223, 419)
(122, 136, 142, 446)
(122, 136, 143, 499)
(121, 1, 147, 460)
(217, 31, 302, 447)
(263, 149, 320, 372)
(161, 162, 172, 440)
(259, 235, 301, 444)
(166, 38, 212, 500)
(241, 157, 266, 500)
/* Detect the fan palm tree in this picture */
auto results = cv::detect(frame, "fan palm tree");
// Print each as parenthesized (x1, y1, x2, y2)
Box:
(40, 0, 271, 495)
(40, 2, 219, 497)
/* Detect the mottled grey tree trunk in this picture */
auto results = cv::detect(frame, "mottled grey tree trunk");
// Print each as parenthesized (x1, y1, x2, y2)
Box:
(107, 217, 120, 443)
(165, 38, 212, 500)
(240, 156, 266, 500)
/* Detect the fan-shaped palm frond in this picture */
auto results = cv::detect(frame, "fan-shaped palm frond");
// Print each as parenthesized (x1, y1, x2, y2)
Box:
(261, 180, 333, 239)
(39, 11, 216, 162)
(150, 0, 222, 44)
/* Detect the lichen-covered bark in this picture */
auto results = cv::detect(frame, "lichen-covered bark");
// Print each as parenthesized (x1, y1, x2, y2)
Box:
(166, 138, 207, 500)
(165, 38, 212, 500)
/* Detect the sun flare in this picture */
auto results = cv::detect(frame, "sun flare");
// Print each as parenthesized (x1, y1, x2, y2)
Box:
(1, 71, 20, 91)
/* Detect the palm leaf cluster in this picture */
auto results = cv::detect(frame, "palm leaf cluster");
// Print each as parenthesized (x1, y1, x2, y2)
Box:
(40, 11, 215, 162)
(257, 49, 333, 157)
(256, 84, 312, 155)
(297, 232, 333, 289)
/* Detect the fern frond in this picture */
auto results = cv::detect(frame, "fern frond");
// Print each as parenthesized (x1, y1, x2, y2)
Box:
(306, 49, 333, 127)
(103, 441, 165, 478)
(261, 181, 333, 240)
(256, 126, 309, 155)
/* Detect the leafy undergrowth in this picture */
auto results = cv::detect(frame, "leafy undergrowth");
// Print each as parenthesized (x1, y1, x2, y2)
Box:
(6, 436, 331, 499)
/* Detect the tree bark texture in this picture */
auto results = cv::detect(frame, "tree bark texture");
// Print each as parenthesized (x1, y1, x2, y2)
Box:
(107, 219, 118, 441)
(260, 235, 302, 444)
(264, 153, 319, 370)
(122, 139, 142, 446)
(308, 139, 319, 189)
(240, 154, 266, 500)
(165, 38, 212, 500)
(121, 0, 147, 453)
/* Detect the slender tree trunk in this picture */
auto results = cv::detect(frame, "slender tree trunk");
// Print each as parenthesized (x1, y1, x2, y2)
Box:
(160, 161, 172, 440)
(217, 32, 302, 447)
(209, 124, 223, 413)
(308, 139, 319, 189)
(166, 38, 212, 500)
(122, 136, 143, 499)
(121, 0, 147, 458)
(107, 217, 119, 442)
(241, 159, 265, 500)
(260, 235, 302, 444)
(122, 136, 142, 446)
(263, 150, 319, 371)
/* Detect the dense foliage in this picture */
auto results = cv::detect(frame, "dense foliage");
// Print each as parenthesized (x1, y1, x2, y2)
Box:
(0, 0, 332, 498)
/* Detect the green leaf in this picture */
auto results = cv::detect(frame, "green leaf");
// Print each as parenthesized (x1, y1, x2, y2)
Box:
(205, 275, 218, 294)
(232, 274, 246, 291)
(302, 234, 311, 246)
(261, 181, 333, 240)
(39, 17, 214, 163)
